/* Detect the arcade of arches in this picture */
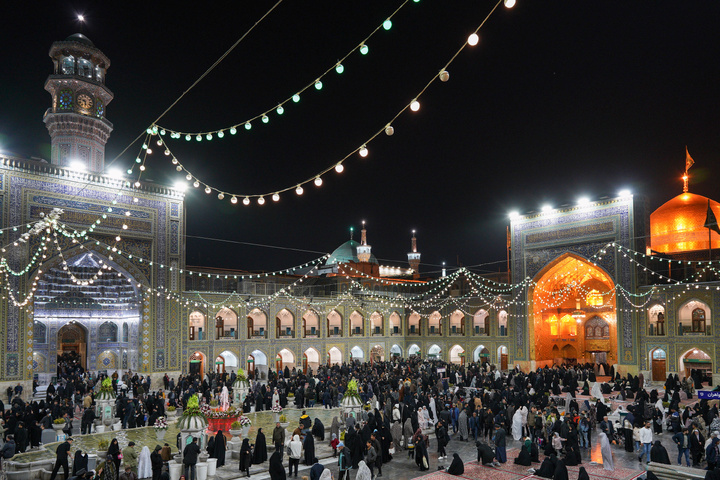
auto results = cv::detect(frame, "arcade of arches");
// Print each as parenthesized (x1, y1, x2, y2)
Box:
(531, 254, 617, 368)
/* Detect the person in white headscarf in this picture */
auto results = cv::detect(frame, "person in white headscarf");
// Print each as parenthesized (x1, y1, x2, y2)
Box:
(591, 382, 604, 401)
(429, 397, 437, 426)
(272, 388, 281, 410)
(392, 405, 401, 424)
(318, 469, 332, 480)
(220, 386, 230, 410)
(511, 408, 523, 441)
(599, 432, 614, 471)
(137, 446, 152, 479)
(419, 407, 429, 430)
(356, 461, 372, 480)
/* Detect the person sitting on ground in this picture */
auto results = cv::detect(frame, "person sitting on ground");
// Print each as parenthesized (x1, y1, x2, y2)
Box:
(650, 440, 671, 465)
(475, 441, 496, 466)
(445, 453, 464, 475)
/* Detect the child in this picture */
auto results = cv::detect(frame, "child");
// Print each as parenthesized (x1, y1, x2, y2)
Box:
(330, 434, 339, 457)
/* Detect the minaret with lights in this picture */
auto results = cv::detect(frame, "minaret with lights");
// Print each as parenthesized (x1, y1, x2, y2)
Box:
(43, 30, 113, 173)
(356, 221, 373, 263)
(408, 230, 421, 279)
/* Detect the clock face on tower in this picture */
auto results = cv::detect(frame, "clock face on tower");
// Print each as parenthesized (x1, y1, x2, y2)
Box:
(77, 93, 93, 109)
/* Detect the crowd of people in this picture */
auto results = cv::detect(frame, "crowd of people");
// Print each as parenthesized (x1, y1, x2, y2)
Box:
(4, 357, 720, 480)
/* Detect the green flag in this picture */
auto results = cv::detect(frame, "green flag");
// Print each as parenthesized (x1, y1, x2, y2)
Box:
(704, 199, 720, 235)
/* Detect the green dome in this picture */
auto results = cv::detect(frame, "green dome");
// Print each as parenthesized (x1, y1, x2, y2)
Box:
(326, 240, 378, 265)
(65, 33, 95, 47)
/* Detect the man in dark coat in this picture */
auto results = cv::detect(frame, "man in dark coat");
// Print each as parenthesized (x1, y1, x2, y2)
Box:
(151, 446, 164, 480)
(49, 437, 73, 480)
(182, 437, 201, 480)
(272, 423, 285, 459)
(14, 422, 28, 453)
(493, 424, 507, 463)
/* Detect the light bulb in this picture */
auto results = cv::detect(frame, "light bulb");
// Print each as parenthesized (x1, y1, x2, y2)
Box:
(134, 181, 141, 187)
(315, 80, 323, 90)
(185, 135, 191, 141)
(410, 100, 420, 111)
(439, 70, 450, 82)
(193, 180, 200, 188)
(276, 105, 284, 115)
(314, 177, 323, 187)
(296, 185, 304, 195)
(218, 193, 225, 200)
(360, 44, 369, 55)
(504, 0, 516, 7)
(385, 125, 394, 136)
(206, 133, 213, 140)
(185, 174, 192, 181)
(243, 197, 250, 205)
(217, 130, 224, 138)
(262, 115, 269, 123)
(335, 63, 344, 74)
(257, 197, 265, 205)
(176, 166, 182, 172)
(292, 94, 301, 103)
(230, 127, 237, 135)
(146, 148, 152, 155)
(230, 196, 238, 204)
(272, 193, 280, 202)
(164, 149, 170, 155)
(195, 135, 202, 141)
(156, 140, 163, 146)
(383, 19, 392, 30)
(245, 122, 252, 130)
(335, 163, 344, 173)
(122, 224, 128, 230)
(468, 33, 479, 46)
(205, 186, 212, 194)
(172, 158, 178, 164)
(139, 165, 145, 171)
(359, 146, 369, 157)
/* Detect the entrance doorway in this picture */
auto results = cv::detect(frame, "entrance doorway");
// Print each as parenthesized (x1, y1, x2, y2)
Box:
(370, 345, 385, 363)
(498, 345, 508, 370)
(651, 348, 666, 381)
(57, 323, 88, 371)
(189, 351, 205, 376)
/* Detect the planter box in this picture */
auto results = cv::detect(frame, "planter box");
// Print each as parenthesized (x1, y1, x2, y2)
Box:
(207, 416, 239, 432)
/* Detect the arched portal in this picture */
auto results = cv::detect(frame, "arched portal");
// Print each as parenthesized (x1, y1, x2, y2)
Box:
(57, 323, 89, 370)
(327, 347, 342, 366)
(248, 349, 268, 380)
(389, 312, 401, 335)
(390, 344, 402, 358)
(215, 307, 238, 340)
(277, 348, 295, 371)
(302, 310, 319, 338)
(473, 345, 490, 363)
(428, 344, 442, 360)
(531, 253, 616, 368)
(498, 345, 508, 370)
(408, 344, 421, 357)
(276, 309, 295, 338)
(327, 310, 343, 337)
(350, 345, 364, 361)
(679, 348, 712, 385)
(304, 347, 320, 374)
(650, 348, 666, 382)
(449, 345, 465, 365)
(189, 351, 206, 376)
(370, 345, 385, 363)
(247, 308, 268, 339)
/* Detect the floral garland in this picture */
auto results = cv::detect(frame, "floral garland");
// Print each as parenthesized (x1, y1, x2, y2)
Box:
(238, 415, 252, 427)
(183, 394, 206, 419)
(153, 417, 168, 430)
(206, 407, 241, 419)
(271, 404, 283, 413)
(100, 377, 114, 394)
(237, 368, 247, 382)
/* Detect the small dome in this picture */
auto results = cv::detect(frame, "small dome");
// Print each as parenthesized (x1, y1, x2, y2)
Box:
(326, 240, 378, 265)
(65, 33, 94, 47)
(650, 192, 720, 253)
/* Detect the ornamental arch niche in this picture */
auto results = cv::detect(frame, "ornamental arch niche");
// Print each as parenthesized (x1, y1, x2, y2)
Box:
(530, 252, 617, 368)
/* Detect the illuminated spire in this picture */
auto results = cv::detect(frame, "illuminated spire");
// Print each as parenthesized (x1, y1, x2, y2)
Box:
(408, 229, 421, 278)
(357, 220, 372, 262)
(684, 146, 695, 193)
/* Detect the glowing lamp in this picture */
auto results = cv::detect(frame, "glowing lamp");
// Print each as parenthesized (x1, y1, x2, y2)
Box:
(193, 180, 200, 188)
(439, 70, 450, 82)
(577, 197, 590, 206)
(336, 63, 344, 74)
(69, 160, 86, 172)
(272, 193, 280, 202)
(185, 135, 191, 141)
(276, 105, 284, 115)
(206, 133, 212, 140)
(314, 80, 323, 90)
(385, 125, 394, 136)
(410, 100, 420, 111)
(176, 166, 182, 172)
(230, 196, 238, 204)
(262, 115, 269, 123)
(218, 193, 225, 200)
(468, 33, 479, 46)
(314, 177, 323, 187)
(383, 19, 392, 30)
(504, 0, 516, 7)
(245, 122, 252, 130)
(335, 163, 344, 173)
(174, 182, 188, 192)
(257, 196, 265, 205)
(230, 127, 237, 135)
(242, 197, 250, 205)
(185, 174, 192, 181)
(204, 186, 212, 194)
(619, 189, 631, 197)
(195, 135, 202, 142)
(508, 211, 519, 220)
(296, 185, 304, 195)
(541, 204, 553, 213)
(107, 168, 123, 179)
(360, 44, 369, 55)
(292, 94, 301, 103)
(359, 145, 369, 157)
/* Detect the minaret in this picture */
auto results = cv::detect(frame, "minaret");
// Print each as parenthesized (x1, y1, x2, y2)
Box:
(44, 33, 114, 173)
(407, 230, 421, 279)
(356, 220, 373, 263)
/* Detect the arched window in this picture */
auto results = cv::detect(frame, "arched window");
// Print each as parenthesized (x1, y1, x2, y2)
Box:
(62, 56, 75, 75)
(276, 308, 295, 338)
(584, 316, 610, 339)
(647, 304, 665, 336)
(692, 308, 706, 333)
(585, 289, 603, 306)
(327, 310, 342, 337)
(473, 309, 488, 335)
(679, 300, 710, 335)
(547, 315, 559, 336)
(189, 310, 206, 340)
(407, 312, 421, 335)
(429, 311, 442, 335)
(98, 321, 118, 342)
(216, 307, 239, 339)
(450, 310, 464, 335)
(350, 311, 364, 336)
(78, 58, 93, 78)
(247, 308, 268, 338)
(389, 312, 401, 335)
(122, 323, 129, 342)
(498, 310, 508, 336)
(370, 312, 383, 335)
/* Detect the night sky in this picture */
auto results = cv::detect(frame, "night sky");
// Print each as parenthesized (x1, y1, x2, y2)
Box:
(2, 1, 720, 275)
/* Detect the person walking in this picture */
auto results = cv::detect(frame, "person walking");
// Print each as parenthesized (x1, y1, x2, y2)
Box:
(672, 427, 691, 467)
(493, 424, 507, 464)
(150, 446, 164, 480)
(123, 442, 139, 475)
(182, 438, 201, 480)
(272, 423, 285, 460)
(639, 421, 653, 464)
(288, 434, 302, 478)
(49, 437, 73, 480)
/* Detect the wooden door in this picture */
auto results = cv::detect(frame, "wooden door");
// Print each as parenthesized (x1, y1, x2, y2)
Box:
(501, 354, 508, 370)
(652, 359, 666, 381)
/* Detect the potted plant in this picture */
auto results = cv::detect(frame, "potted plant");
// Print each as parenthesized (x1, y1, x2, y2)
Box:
(271, 404, 283, 422)
(238, 415, 252, 437)
(52, 418, 66, 431)
(154, 416, 168, 440)
(166, 406, 177, 417)
(97, 377, 116, 400)
(177, 394, 209, 430)
(279, 413, 289, 429)
(97, 439, 109, 455)
(229, 421, 243, 439)
(209, 399, 219, 407)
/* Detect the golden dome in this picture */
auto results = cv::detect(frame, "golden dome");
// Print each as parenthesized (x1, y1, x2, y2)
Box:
(650, 192, 720, 253)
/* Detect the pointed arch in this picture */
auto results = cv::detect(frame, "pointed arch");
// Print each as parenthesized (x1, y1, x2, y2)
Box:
(276, 308, 295, 338)
(247, 308, 268, 339)
(302, 309, 320, 338)
(327, 310, 343, 337)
